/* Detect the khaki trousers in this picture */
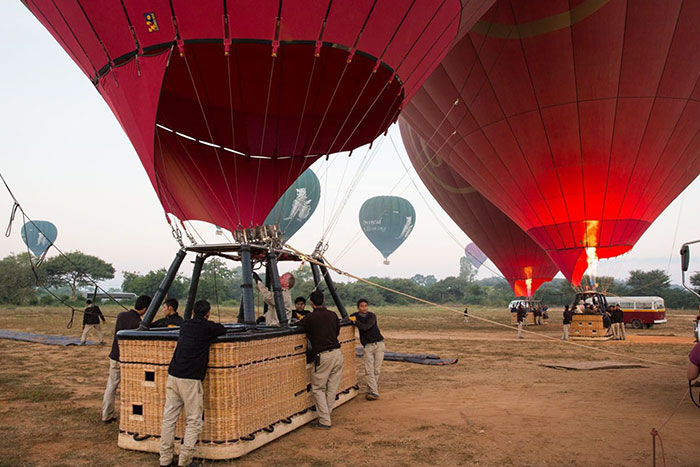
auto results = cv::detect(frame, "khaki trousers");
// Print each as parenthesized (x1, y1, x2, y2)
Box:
(363, 340, 385, 396)
(80, 323, 104, 344)
(311, 348, 343, 427)
(611, 322, 620, 339)
(102, 358, 120, 421)
(619, 322, 627, 339)
(562, 323, 570, 340)
(159, 375, 204, 467)
(517, 321, 524, 338)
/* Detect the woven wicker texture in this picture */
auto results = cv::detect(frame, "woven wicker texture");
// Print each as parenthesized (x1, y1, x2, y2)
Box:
(119, 326, 357, 442)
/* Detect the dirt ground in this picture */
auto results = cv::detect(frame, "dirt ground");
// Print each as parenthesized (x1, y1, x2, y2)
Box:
(0, 305, 697, 466)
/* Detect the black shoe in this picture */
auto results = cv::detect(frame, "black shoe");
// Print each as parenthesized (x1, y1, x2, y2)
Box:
(103, 417, 117, 424)
(159, 462, 175, 467)
(311, 421, 331, 429)
(186, 461, 202, 467)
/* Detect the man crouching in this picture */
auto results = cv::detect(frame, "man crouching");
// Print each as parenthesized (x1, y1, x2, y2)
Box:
(159, 300, 226, 467)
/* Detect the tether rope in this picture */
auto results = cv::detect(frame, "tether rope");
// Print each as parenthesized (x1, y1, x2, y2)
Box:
(285, 243, 686, 370)
(0, 170, 129, 313)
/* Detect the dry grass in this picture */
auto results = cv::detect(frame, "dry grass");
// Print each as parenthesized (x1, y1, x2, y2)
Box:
(0, 304, 697, 466)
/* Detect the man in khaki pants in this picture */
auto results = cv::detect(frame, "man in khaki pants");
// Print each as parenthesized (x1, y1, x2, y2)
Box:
(159, 300, 226, 467)
(561, 305, 573, 341)
(80, 299, 105, 345)
(102, 295, 151, 423)
(299, 290, 343, 429)
(350, 299, 385, 400)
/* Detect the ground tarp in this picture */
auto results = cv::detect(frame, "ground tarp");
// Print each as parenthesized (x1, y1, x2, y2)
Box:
(539, 361, 647, 371)
(0, 330, 98, 346)
(355, 346, 457, 365)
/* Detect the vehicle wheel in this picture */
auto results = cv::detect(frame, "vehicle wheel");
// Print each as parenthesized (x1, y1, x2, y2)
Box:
(631, 319, 643, 329)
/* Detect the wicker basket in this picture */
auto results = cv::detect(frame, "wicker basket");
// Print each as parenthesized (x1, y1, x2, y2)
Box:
(118, 325, 357, 458)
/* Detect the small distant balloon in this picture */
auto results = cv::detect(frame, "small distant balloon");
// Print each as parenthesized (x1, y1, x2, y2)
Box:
(264, 169, 321, 242)
(21, 221, 57, 257)
(465, 243, 488, 270)
(359, 196, 415, 264)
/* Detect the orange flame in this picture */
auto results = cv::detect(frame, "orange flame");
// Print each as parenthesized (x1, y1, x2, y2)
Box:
(523, 266, 533, 297)
(583, 220, 600, 288)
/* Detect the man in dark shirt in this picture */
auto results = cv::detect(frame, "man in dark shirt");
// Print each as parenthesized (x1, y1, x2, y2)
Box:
(293, 296, 310, 320)
(298, 290, 343, 429)
(561, 305, 573, 341)
(516, 304, 526, 339)
(615, 305, 626, 340)
(152, 298, 184, 328)
(102, 294, 151, 423)
(80, 299, 105, 345)
(350, 298, 385, 400)
(160, 300, 226, 467)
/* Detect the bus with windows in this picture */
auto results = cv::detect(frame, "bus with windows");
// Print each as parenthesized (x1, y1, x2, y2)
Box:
(605, 296, 666, 329)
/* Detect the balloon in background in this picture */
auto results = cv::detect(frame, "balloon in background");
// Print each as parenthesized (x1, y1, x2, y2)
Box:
(21, 221, 57, 257)
(264, 169, 320, 242)
(400, 120, 558, 297)
(465, 243, 488, 270)
(22, 0, 494, 232)
(402, 0, 700, 285)
(359, 196, 415, 265)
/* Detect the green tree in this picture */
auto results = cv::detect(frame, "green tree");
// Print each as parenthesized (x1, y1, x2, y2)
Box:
(689, 271, 700, 294)
(44, 251, 115, 299)
(411, 274, 437, 287)
(459, 256, 478, 282)
(626, 269, 671, 296)
(196, 258, 242, 303)
(122, 269, 190, 300)
(0, 253, 41, 304)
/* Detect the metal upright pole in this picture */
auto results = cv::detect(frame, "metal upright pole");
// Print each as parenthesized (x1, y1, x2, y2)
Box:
(263, 262, 272, 316)
(183, 254, 206, 320)
(240, 245, 256, 324)
(310, 262, 325, 292)
(319, 261, 348, 319)
(266, 251, 289, 326)
(139, 249, 187, 329)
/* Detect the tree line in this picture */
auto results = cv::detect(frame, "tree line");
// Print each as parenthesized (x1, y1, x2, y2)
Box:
(1, 251, 699, 309)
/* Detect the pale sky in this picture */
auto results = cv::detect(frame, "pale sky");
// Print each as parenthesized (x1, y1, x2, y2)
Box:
(2, 2, 700, 291)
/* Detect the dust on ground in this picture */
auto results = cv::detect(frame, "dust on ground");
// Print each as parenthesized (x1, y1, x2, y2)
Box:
(0, 305, 697, 466)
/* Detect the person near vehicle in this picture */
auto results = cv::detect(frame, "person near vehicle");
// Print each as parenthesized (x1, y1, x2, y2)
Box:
(616, 305, 626, 340)
(350, 299, 385, 400)
(102, 294, 151, 423)
(152, 298, 184, 328)
(516, 304, 526, 339)
(254, 272, 294, 326)
(80, 299, 106, 345)
(534, 306, 542, 325)
(298, 290, 343, 428)
(688, 342, 700, 382)
(562, 305, 573, 341)
(159, 300, 226, 467)
(293, 296, 310, 320)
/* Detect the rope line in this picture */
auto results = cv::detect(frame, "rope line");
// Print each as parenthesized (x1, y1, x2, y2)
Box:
(285, 244, 685, 370)
(0, 171, 129, 312)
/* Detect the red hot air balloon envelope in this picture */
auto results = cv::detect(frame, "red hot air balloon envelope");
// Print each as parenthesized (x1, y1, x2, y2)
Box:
(400, 120, 557, 297)
(21, 0, 495, 233)
(402, 0, 700, 285)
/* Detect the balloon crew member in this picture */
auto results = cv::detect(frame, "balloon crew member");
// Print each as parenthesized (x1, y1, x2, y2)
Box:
(293, 296, 310, 320)
(298, 290, 343, 428)
(616, 305, 626, 340)
(561, 305, 573, 341)
(80, 299, 105, 345)
(254, 272, 294, 326)
(159, 300, 226, 467)
(102, 294, 151, 423)
(350, 299, 385, 400)
(516, 304, 526, 339)
(463, 306, 469, 324)
(152, 298, 184, 328)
